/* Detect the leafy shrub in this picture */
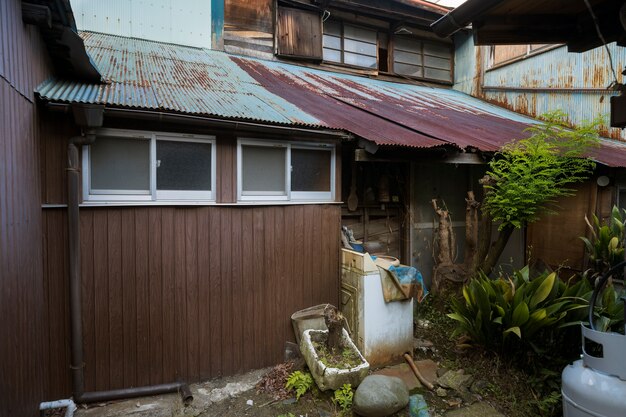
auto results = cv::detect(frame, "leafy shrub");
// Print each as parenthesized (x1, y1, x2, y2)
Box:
(332, 383, 353, 412)
(448, 267, 591, 350)
(581, 205, 626, 279)
(285, 371, 314, 401)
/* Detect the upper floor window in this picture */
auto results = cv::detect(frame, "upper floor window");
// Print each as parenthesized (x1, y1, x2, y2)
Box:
(488, 44, 554, 68)
(392, 37, 452, 82)
(237, 139, 335, 202)
(323, 20, 377, 69)
(83, 129, 216, 202)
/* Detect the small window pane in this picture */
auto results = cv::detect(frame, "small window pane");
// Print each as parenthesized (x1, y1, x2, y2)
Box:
(91, 136, 150, 191)
(157, 140, 211, 191)
(423, 42, 451, 58)
(323, 34, 341, 50)
(323, 48, 342, 63)
(394, 37, 421, 53)
(425, 67, 451, 81)
(344, 39, 377, 56)
(394, 63, 422, 77)
(344, 52, 377, 68)
(242, 145, 286, 193)
(394, 50, 422, 65)
(344, 24, 376, 44)
(424, 54, 450, 70)
(291, 148, 331, 192)
(324, 20, 341, 36)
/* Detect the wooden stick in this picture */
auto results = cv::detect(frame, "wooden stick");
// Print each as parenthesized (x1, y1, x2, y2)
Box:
(404, 353, 434, 390)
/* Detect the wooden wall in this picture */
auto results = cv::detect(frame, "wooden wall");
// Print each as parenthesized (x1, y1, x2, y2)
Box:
(42, 204, 341, 396)
(0, 1, 53, 415)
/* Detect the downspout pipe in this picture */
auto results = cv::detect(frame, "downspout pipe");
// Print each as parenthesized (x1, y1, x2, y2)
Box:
(67, 104, 193, 405)
(430, 0, 504, 38)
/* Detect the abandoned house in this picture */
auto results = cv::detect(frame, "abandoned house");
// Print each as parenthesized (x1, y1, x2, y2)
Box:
(3, 0, 626, 415)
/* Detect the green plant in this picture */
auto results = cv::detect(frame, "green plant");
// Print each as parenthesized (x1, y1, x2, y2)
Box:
(448, 266, 591, 350)
(476, 110, 599, 275)
(285, 370, 314, 401)
(581, 205, 626, 278)
(332, 383, 353, 412)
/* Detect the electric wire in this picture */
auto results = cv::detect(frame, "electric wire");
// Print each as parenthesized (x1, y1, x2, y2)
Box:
(583, 0, 621, 89)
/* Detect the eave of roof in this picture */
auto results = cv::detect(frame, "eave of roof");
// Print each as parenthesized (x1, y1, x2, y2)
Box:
(34, 31, 626, 167)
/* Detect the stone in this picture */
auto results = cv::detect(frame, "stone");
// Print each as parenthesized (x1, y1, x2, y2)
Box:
(353, 375, 409, 417)
(414, 359, 438, 386)
(436, 370, 472, 392)
(373, 363, 421, 390)
(436, 388, 448, 397)
(470, 380, 489, 395)
(437, 368, 449, 378)
(284, 341, 301, 361)
(443, 402, 504, 417)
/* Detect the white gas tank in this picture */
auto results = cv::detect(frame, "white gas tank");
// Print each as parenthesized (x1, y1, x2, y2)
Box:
(562, 325, 626, 417)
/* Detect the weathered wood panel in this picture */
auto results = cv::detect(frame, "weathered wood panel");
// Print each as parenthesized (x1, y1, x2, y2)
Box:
(42, 204, 341, 393)
(527, 182, 594, 271)
(225, 0, 273, 33)
(277, 7, 322, 59)
(0, 0, 54, 415)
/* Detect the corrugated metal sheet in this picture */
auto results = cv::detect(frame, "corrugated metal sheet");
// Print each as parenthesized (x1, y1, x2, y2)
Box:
(36, 32, 626, 166)
(481, 43, 626, 141)
(72, 0, 212, 48)
(235, 56, 534, 150)
(37, 32, 321, 126)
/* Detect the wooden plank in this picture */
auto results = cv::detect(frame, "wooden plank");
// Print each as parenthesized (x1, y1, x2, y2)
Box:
(240, 208, 255, 371)
(93, 209, 110, 391)
(197, 207, 211, 379)
(173, 209, 188, 380)
(148, 209, 163, 384)
(120, 209, 137, 388)
(135, 208, 151, 386)
(230, 209, 244, 373)
(81, 210, 97, 391)
(185, 209, 199, 381)
(220, 208, 233, 375)
(252, 209, 265, 368)
(107, 209, 124, 388)
(217, 136, 237, 204)
(277, 7, 323, 59)
(160, 208, 177, 381)
(209, 207, 222, 377)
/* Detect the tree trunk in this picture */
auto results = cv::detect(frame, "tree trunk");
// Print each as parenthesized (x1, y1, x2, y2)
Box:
(480, 223, 515, 276)
(324, 305, 344, 353)
(464, 191, 479, 272)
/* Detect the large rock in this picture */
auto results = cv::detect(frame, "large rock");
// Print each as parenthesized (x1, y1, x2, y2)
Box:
(353, 375, 409, 417)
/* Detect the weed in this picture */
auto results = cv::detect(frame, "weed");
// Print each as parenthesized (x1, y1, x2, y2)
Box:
(331, 383, 353, 412)
(285, 371, 314, 401)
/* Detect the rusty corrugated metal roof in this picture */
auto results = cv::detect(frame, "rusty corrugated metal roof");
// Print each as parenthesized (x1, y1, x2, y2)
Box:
(35, 31, 626, 166)
(36, 32, 323, 127)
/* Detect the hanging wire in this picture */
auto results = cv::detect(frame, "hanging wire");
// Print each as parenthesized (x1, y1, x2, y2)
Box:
(322, 10, 331, 22)
(583, 0, 621, 89)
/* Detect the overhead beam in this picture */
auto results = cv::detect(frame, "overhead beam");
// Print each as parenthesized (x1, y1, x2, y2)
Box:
(22, 3, 52, 28)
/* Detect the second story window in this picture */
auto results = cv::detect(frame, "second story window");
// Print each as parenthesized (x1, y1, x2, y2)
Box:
(323, 20, 377, 69)
(392, 37, 452, 83)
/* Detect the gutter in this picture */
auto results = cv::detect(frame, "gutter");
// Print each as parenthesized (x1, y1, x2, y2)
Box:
(430, 0, 503, 38)
(46, 103, 353, 141)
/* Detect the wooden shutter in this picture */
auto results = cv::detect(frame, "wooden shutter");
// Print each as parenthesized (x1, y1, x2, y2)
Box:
(276, 7, 322, 60)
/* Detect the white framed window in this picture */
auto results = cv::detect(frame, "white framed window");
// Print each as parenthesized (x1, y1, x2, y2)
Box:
(83, 129, 216, 203)
(237, 139, 335, 202)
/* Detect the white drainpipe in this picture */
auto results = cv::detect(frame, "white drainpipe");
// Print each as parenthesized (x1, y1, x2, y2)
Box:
(39, 399, 77, 417)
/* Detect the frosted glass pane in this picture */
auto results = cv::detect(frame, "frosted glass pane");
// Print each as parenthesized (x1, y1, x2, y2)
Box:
(344, 39, 377, 57)
(394, 37, 421, 53)
(157, 140, 211, 190)
(91, 136, 150, 191)
(424, 54, 451, 70)
(344, 52, 377, 68)
(324, 20, 341, 36)
(323, 48, 342, 63)
(291, 149, 331, 192)
(242, 146, 286, 193)
(394, 50, 422, 65)
(423, 42, 451, 58)
(344, 24, 376, 43)
(425, 67, 452, 81)
(323, 34, 341, 50)
(394, 63, 423, 77)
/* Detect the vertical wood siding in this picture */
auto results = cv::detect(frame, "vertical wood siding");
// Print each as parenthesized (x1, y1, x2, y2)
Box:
(42, 204, 341, 393)
(0, 0, 53, 415)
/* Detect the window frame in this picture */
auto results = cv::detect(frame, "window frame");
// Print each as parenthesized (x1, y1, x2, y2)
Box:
(83, 128, 217, 203)
(237, 138, 336, 203)
(322, 20, 378, 70)
(391, 35, 454, 83)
